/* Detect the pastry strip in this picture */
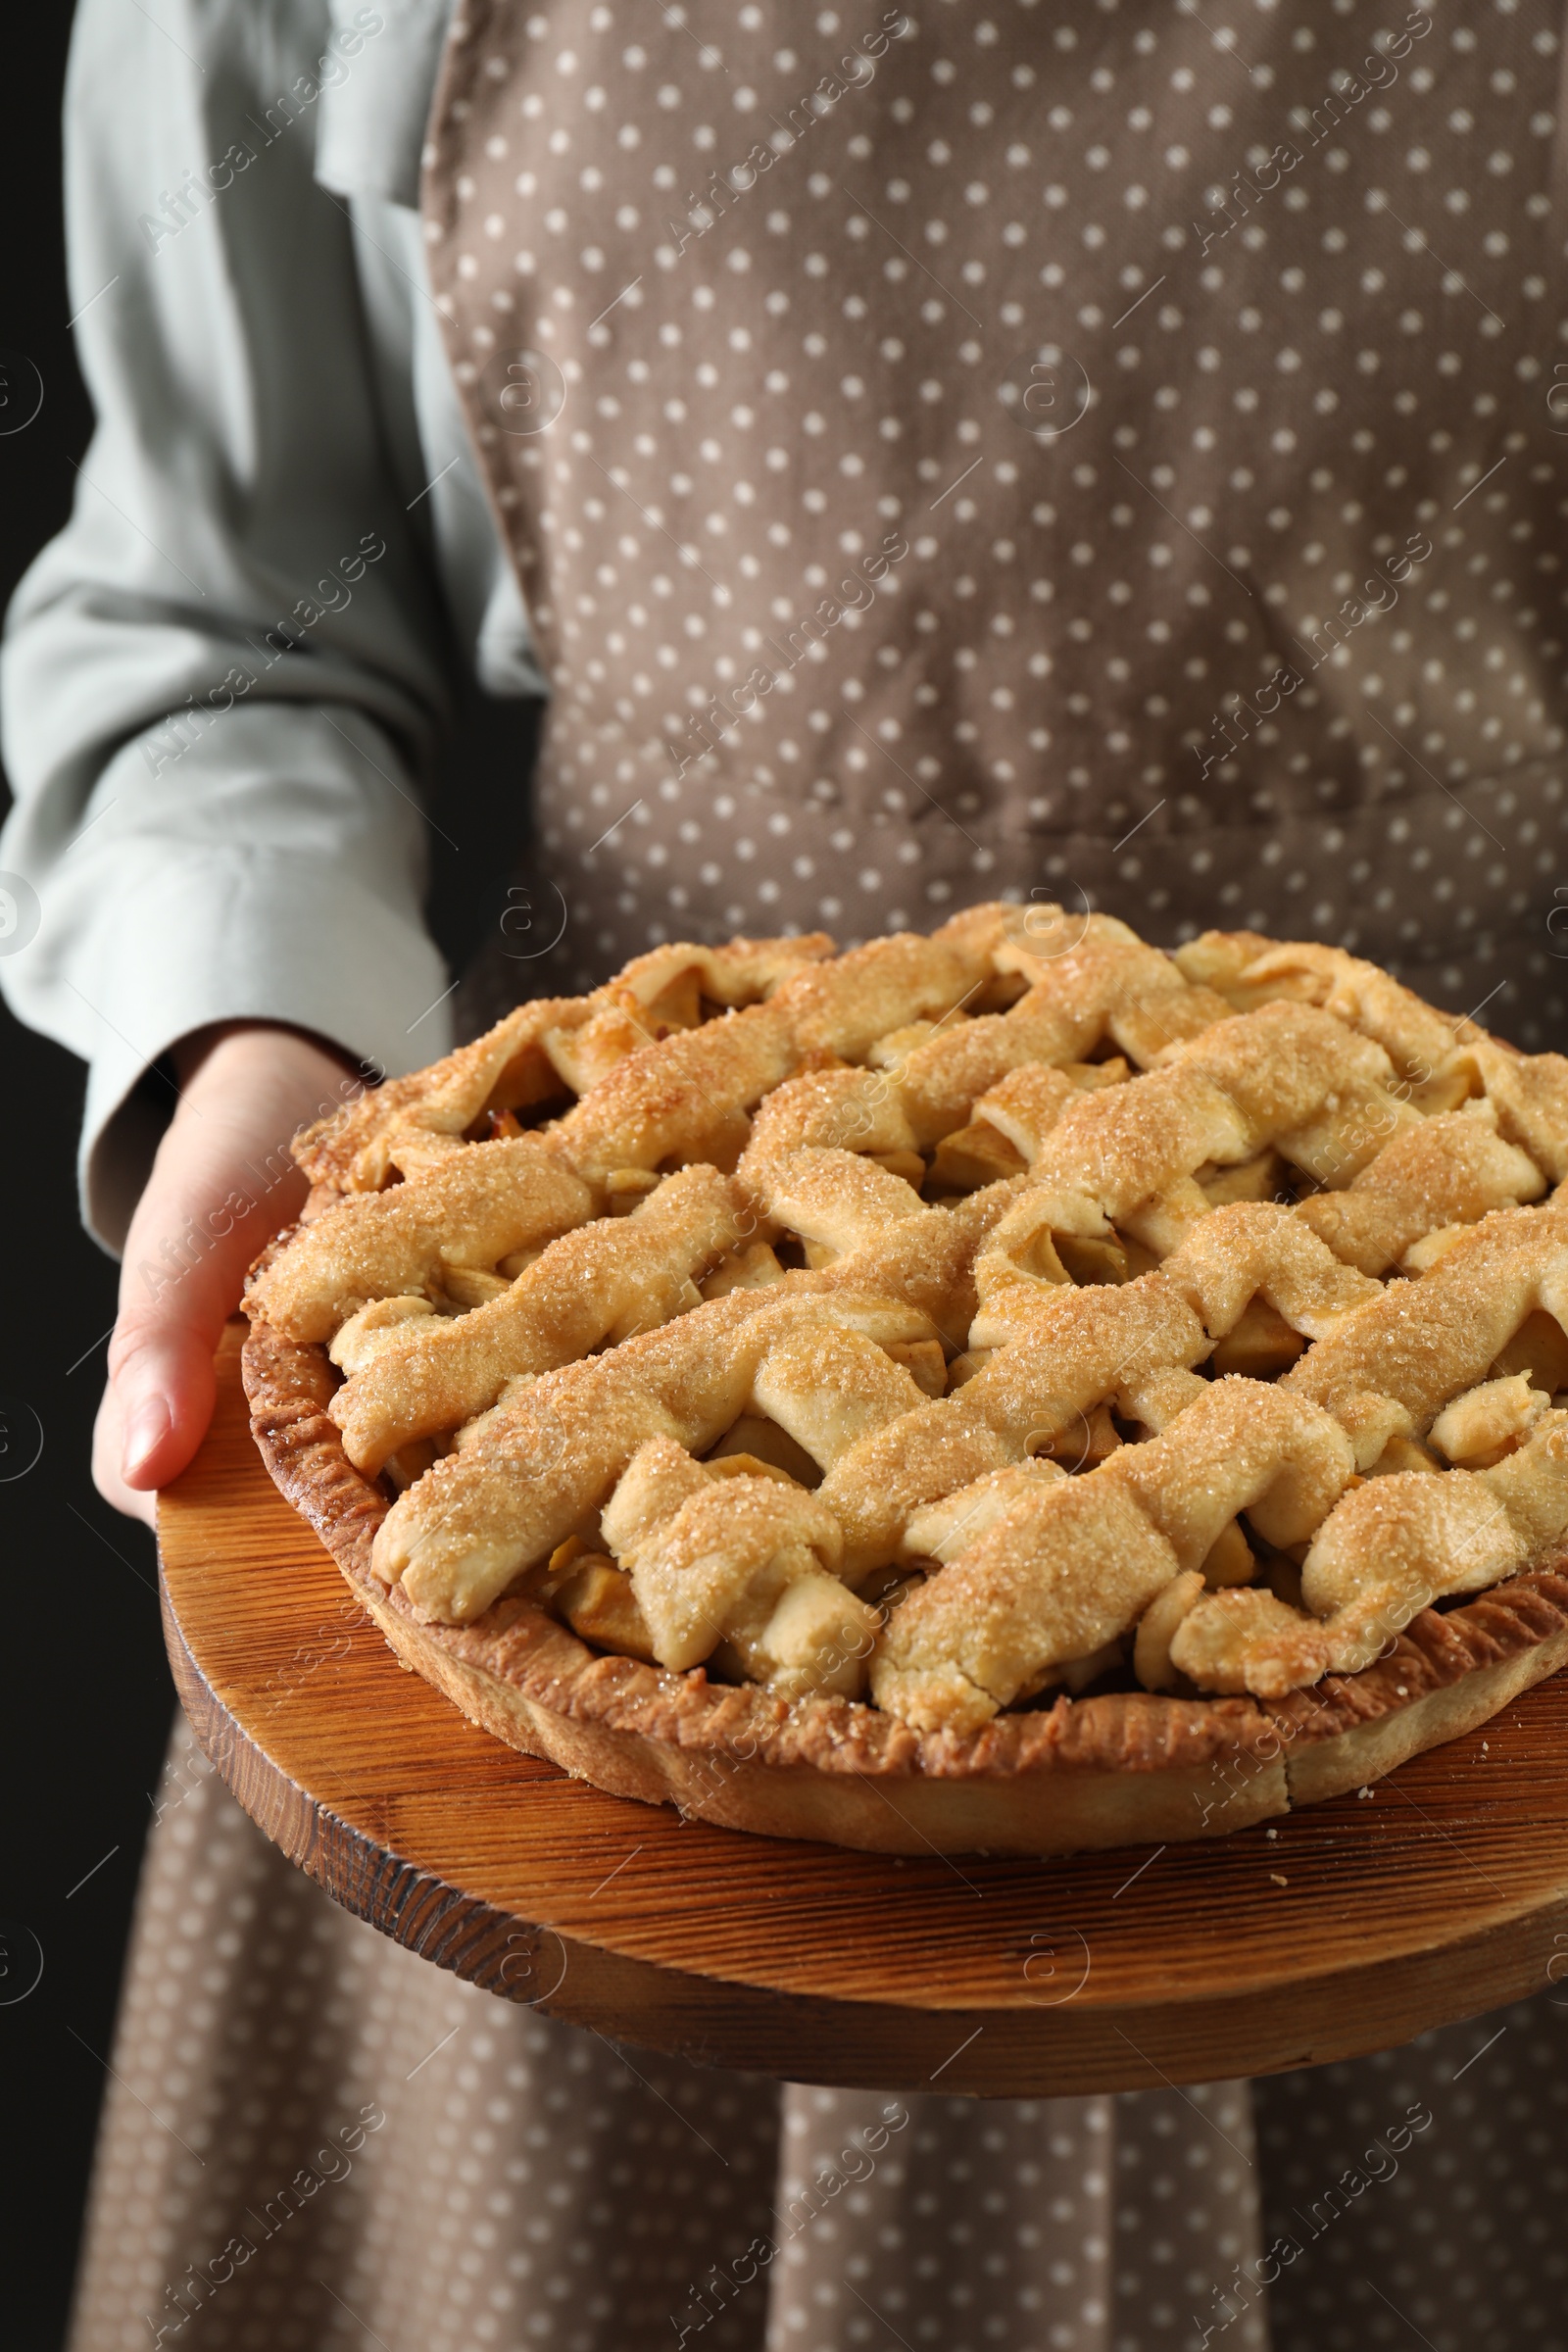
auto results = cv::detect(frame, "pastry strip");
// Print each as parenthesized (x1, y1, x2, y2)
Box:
(327, 1166, 746, 1474)
(247, 1139, 594, 1344)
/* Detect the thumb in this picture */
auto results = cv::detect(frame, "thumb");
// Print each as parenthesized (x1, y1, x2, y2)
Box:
(110, 1195, 286, 1494)
(93, 1022, 364, 1520)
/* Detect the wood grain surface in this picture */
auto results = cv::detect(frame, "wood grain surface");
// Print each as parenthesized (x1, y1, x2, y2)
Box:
(157, 1324, 1568, 2096)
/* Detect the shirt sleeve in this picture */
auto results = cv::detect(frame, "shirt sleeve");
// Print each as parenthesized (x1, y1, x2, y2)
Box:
(0, 0, 459, 1250)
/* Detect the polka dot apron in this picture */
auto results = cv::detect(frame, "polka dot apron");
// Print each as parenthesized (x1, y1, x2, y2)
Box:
(426, 0, 1568, 1051)
(69, 5, 1568, 2348)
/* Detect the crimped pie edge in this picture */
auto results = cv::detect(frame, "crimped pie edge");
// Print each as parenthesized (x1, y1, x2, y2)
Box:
(239, 1316, 1568, 1855)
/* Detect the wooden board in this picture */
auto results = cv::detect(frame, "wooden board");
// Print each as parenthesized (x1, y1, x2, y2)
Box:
(158, 1324, 1568, 2096)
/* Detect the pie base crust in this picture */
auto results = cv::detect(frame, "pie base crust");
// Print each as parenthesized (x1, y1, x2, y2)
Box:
(242, 1317, 1568, 1855)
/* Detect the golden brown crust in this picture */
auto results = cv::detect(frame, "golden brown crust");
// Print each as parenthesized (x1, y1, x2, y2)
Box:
(243, 1317, 387, 1582)
(245, 909, 1568, 1845)
(241, 1319, 1568, 1851)
(1263, 1565, 1568, 1741)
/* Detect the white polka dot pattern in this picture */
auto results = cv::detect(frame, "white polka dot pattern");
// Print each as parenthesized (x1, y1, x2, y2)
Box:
(429, 0, 1568, 1055)
(763, 2080, 1264, 2352)
(1258, 1990, 1568, 2352)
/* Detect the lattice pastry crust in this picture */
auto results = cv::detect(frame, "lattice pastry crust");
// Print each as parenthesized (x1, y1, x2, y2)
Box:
(241, 907, 1568, 1853)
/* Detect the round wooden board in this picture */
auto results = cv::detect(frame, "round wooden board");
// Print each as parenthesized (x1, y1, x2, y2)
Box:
(158, 1325, 1568, 2097)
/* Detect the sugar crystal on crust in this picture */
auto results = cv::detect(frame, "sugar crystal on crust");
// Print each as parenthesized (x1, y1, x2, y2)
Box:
(243, 908, 1568, 1738)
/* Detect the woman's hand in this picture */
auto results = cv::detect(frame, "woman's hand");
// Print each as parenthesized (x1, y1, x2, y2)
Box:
(94, 1022, 366, 1525)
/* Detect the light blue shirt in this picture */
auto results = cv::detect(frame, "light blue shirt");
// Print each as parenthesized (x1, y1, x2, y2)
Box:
(0, 0, 540, 1246)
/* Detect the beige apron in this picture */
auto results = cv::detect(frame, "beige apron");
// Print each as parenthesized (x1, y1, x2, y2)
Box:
(69, 4, 1568, 2348)
(427, 0, 1568, 1054)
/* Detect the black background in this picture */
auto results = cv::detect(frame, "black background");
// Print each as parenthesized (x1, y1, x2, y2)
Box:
(1, 14, 174, 2350)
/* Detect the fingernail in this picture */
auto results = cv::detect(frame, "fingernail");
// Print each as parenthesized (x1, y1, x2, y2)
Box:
(122, 1396, 172, 1483)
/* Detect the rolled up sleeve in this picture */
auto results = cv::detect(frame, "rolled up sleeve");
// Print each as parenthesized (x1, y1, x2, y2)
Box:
(0, 0, 457, 1248)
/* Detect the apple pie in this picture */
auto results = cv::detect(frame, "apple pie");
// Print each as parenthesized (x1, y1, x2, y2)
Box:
(240, 906, 1568, 1852)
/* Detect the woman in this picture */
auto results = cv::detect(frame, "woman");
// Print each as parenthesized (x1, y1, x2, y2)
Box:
(5, 1, 1565, 2344)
